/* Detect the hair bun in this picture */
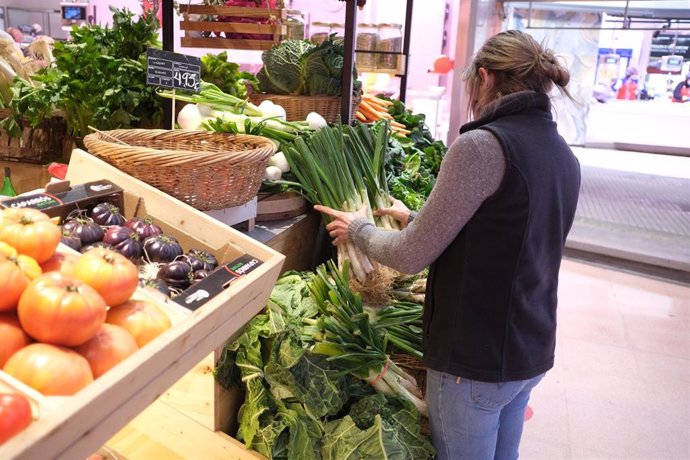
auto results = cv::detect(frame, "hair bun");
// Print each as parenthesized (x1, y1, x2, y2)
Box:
(541, 51, 570, 88)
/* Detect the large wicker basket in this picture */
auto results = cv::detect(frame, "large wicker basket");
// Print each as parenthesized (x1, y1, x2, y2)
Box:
(248, 93, 360, 124)
(83, 129, 277, 211)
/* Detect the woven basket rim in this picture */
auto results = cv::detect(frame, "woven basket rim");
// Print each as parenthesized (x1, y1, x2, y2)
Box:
(83, 129, 276, 160)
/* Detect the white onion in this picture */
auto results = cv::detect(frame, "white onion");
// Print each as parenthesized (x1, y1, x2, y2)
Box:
(268, 152, 290, 173)
(177, 104, 203, 130)
(265, 166, 282, 181)
(306, 112, 328, 130)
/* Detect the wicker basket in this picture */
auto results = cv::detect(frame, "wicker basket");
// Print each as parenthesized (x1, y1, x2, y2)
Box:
(248, 93, 360, 124)
(0, 109, 69, 164)
(83, 129, 277, 211)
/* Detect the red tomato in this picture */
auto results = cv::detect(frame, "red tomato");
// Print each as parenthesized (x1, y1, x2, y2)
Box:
(0, 208, 61, 263)
(0, 313, 32, 367)
(71, 248, 138, 306)
(18, 272, 107, 347)
(107, 299, 172, 347)
(3, 343, 93, 396)
(74, 324, 139, 378)
(39, 250, 79, 275)
(0, 393, 32, 445)
(0, 254, 42, 312)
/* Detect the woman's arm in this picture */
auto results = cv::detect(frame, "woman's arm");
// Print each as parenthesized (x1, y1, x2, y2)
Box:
(347, 129, 506, 274)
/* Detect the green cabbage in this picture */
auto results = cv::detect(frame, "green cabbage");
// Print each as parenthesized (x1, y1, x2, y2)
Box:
(256, 37, 361, 96)
(256, 40, 314, 95)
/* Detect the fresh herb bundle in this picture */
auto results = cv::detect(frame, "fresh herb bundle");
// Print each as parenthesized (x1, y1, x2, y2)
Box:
(1, 7, 162, 139)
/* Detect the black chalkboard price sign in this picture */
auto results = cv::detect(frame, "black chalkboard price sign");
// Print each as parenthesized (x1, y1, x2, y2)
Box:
(146, 48, 201, 93)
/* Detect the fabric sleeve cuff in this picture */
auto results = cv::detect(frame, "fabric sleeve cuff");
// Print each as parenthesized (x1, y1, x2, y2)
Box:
(349, 217, 375, 248)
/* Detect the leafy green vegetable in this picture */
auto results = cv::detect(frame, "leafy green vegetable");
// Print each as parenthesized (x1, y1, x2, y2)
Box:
(322, 415, 406, 460)
(201, 51, 259, 99)
(215, 270, 433, 459)
(0, 7, 162, 139)
(369, 97, 447, 211)
(257, 40, 314, 95)
(256, 37, 361, 96)
(302, 38, 362, 96)
(339, 395, 435, 460)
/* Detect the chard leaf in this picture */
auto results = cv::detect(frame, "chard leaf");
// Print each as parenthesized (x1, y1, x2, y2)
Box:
(322, 415, 404, 460)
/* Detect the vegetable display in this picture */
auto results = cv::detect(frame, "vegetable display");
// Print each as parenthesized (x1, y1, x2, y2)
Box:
(214, 266, 434, 459)
(379, 97, 448, 211)
(0, 208, 172, 403)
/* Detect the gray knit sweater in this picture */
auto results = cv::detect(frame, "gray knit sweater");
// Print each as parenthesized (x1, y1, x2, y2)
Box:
(348, 129, 506, 274)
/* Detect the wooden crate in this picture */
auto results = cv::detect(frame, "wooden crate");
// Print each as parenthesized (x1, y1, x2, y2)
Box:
(0, 149, 284, 459)
(0, 110, 69, 164)
(179, 4, 285, 51)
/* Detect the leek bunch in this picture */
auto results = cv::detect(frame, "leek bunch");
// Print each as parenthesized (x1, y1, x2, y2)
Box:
(284, 121, 399, 282)
(309, 261, 427, 416)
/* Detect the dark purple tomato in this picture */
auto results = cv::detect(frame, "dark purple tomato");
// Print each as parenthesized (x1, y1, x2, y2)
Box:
(89, 202, 126, 227)
(156, 260, 193, 290)
(62, 217, 104, 245)
(125, 217, 163, 242)
(103, 226, 143, 262)
(143, 235, 183, 264)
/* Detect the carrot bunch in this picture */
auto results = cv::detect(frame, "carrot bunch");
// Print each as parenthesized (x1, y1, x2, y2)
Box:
(355, 94, 411, 136)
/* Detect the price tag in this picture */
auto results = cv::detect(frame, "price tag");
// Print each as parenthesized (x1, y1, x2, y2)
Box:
(146, 48, 201, 93)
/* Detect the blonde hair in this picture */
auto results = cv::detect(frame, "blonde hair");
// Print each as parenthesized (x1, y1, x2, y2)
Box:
(463, 30, 572, 118)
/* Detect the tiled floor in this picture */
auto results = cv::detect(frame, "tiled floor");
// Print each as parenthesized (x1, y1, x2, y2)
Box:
(520, 259, 690, 460)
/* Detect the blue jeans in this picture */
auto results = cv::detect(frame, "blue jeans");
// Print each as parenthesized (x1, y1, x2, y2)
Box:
(426, 369, 545, 460)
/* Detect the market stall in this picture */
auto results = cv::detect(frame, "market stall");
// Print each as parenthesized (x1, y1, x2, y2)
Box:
(0, 2, 449, 458)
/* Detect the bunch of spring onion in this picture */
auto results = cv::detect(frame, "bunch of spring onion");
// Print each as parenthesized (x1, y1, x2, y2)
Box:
(309, 261, 428, 416)
(368, 301, 424, 360)
(283, 121, 399, 282)
(390, 275, 427, 304)
(158, 82, 319, 146)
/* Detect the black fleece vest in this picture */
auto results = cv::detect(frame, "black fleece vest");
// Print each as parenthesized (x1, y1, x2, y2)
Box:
(422, 92, 580, 382)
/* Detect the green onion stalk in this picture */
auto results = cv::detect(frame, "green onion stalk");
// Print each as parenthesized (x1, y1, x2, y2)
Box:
(366, 301, 424, 360)
(284, 126, 376, 283)
(309, 261, 428, 416)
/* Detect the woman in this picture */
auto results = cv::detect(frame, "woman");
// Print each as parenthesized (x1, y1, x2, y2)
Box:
(315, 30, 581, 459)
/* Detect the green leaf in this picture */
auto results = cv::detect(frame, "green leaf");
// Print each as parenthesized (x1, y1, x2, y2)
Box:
(321, 415, 404, 460)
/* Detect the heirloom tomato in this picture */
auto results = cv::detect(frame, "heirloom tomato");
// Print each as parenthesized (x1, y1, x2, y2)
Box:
(0, 393, 32, 445)
(18, 272, 107, 347)
(0, 254, 41, 312)
(71, 248, 138, 306)
(75, 324, 138, 379)
(3, 343, 93, 396)
(0, 208, 60, 263)
(0, 313, 32, 367)
(107, 300, 172, 347)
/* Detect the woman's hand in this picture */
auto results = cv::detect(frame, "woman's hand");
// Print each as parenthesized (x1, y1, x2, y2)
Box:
(374, 198, 412, 228)
(313, 205, 368, 246)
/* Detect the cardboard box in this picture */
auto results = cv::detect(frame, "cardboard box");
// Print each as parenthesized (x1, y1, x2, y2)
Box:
(0, 179, 125, 222)
(0, 149, 284, 460)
